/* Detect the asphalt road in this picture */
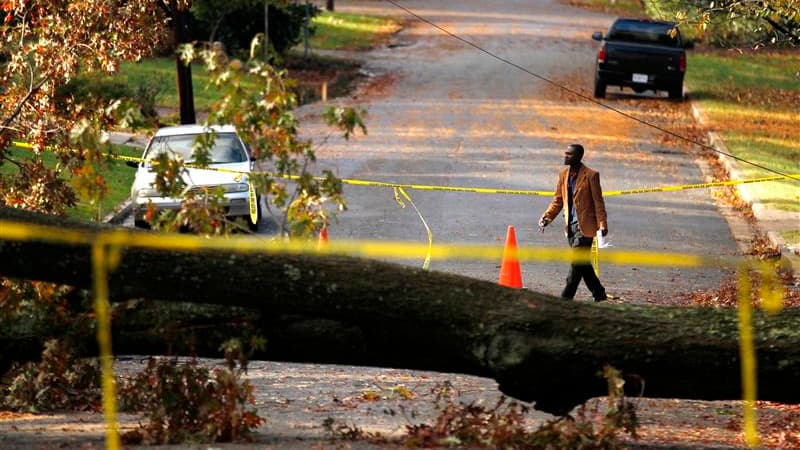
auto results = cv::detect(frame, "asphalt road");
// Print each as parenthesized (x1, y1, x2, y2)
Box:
(297, 0, 739, 303)
(0, 2, 756, 448)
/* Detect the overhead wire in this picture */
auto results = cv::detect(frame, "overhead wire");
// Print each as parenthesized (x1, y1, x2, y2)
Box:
(383, 0, 799, 182)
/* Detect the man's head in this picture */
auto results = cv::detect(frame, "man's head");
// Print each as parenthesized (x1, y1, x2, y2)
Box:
(564, 144, 584, 166)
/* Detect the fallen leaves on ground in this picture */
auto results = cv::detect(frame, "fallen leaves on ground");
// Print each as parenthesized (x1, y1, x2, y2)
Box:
(354, 73, 398, 100)
(542, 63, 800, 450)
(608, 399, 800, 449)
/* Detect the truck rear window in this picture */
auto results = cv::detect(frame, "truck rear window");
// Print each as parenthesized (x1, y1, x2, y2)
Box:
(608, 20, 680, 47)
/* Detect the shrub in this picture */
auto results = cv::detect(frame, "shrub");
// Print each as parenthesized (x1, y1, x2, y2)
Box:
(56, 72, 163, 128)
(1, 339, 101, 412)
(119, 339, 264, 444)
(190, 0, 320, 58)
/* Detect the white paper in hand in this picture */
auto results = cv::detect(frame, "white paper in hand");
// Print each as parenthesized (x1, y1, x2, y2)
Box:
(597, 229, 612, 248)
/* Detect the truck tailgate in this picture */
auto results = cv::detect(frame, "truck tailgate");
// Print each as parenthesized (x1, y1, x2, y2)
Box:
(605, 42, 682, 74)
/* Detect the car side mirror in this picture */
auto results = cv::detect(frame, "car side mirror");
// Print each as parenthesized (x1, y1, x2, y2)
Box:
(592, 31, 603, 41)
(126, 160, 139, 168)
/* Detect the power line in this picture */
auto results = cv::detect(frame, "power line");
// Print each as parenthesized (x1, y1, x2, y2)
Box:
(383, 0, 799, 182)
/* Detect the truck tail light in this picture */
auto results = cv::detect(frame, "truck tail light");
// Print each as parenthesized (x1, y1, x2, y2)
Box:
(679, 53, 686, 72)
(597, 45, 606, 64)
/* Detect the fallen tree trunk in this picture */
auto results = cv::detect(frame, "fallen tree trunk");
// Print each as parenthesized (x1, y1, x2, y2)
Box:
(1, 206, 799, 415)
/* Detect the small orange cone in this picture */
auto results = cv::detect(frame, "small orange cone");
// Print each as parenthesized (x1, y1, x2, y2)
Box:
(498, 225, 523, 288)
(317, 226, 329, 250)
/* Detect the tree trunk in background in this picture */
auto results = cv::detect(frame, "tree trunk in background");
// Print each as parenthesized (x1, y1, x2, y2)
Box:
(326, 0, 334, 12)
(1, 206, 799, 415)
(172, 0, 196, 124)
(264, 2, 270, 61)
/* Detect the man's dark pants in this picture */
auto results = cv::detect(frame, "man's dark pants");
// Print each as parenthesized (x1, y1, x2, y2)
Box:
(561, 222, 606, 301)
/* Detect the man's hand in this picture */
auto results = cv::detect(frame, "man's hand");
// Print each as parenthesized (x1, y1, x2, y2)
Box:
(538, 217, 550, 233)
(600, 227, 608, 237)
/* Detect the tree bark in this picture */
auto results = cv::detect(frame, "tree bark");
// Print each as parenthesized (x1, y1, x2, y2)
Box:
(1, 206, 799, 415)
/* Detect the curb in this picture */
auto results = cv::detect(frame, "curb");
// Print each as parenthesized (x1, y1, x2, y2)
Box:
(104, 131, 146, 224)
(103, 200, 133, 225)
(688, 98, 798, 272)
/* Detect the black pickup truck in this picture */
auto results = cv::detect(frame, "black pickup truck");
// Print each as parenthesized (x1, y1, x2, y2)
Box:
(592, 18, 692, 100)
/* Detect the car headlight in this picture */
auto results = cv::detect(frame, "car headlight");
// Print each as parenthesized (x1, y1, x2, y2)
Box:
(135, 187, 160, 198)
(221, 183, 249, 193)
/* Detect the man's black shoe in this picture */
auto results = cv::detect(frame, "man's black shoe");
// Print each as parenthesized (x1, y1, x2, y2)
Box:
(594, 295, 608, 302)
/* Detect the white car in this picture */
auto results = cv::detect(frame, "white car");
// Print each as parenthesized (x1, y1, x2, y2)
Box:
(129, 124, 260, 230)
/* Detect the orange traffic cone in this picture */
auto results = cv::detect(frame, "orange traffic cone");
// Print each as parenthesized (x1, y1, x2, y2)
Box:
(498, 225, 523, 288)
(317, 226, 329, 250)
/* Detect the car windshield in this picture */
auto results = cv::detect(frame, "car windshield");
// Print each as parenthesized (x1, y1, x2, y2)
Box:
(144, 133, 247, 164)
(608, 21, 680, 47)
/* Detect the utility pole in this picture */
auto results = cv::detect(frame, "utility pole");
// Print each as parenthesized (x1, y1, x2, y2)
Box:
(264, 1, 270, 61)
(171, 0, 196, 124)
(304, 0, 310, 59)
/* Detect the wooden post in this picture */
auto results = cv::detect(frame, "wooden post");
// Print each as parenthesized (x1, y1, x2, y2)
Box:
(264, 1, 269, 61)
(172, 0, 196, 124)
(304, 0, 310, 59)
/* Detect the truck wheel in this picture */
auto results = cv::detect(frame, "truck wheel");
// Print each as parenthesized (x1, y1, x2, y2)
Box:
(668, 84, 683, 100)
(593, 78, 606, 98)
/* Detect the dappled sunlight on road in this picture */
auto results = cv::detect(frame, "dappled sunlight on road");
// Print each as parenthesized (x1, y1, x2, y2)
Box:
(294, 0, 743, 305)
(347, 4, 611, 39)
(304, 98, 663, 150)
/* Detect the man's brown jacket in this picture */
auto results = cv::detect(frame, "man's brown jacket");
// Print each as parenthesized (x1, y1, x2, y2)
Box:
(541, 164, 607, 237)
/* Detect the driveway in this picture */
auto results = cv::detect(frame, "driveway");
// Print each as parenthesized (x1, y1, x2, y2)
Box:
(298, 0, 738, 303)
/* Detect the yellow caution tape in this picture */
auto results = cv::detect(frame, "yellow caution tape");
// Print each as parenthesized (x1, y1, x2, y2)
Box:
(0, 217, 789, 450)
(11, 140, 796, 198)
(757, 262, 784, 315)
(394, 187, 432, 270)
(92, 240, 121, 450)
(108, 154, 142, 164)
(733, 260, 786, 448)
(737, 264, 759, 448)
(248, 181, 258, 225)
(10, 137, 794, 450)
(0, 218, 727, 267)
(603, 175, 794, 196)
(331, 173, 800, 197)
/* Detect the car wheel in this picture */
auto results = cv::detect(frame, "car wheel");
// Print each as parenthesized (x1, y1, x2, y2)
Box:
(593, 78, 606, 98)
(668, 84, 683, 100)
(247, 195, 261, 232)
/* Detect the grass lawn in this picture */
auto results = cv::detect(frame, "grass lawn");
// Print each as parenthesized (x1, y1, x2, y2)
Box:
(3, 143, 143, 221)
(41, 10, 398, 222)
(783, 230, 800, 244)
(685, 50, 800, 213)
(112, 11, 401, 118)
(563, 0, 645, 17)
(310, 10, 402, 51)
(118, 58, 262, 115)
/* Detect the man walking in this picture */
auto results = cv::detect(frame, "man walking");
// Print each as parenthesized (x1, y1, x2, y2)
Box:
(538, 144, 608, 301)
